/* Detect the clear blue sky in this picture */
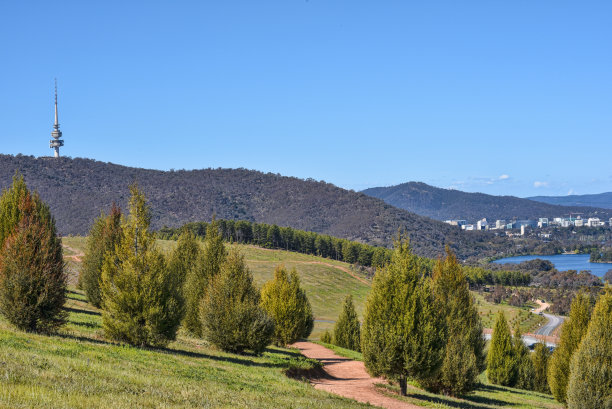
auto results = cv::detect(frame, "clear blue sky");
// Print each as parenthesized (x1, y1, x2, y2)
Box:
(1, 1, 611, 197)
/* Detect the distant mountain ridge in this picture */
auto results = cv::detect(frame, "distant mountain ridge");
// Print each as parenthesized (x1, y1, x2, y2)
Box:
(0, 154, 510, 260)
(529, 192, 612, 210)
(362, 182, 612, 222)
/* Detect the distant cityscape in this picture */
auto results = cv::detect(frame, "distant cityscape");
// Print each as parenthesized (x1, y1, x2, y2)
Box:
(445, 215, 611, 236)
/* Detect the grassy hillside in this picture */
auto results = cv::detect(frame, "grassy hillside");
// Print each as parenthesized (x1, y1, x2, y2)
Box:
(0, 154, 514, 259)
(63, 237, 545, 336)
(0, 288, 369, 409)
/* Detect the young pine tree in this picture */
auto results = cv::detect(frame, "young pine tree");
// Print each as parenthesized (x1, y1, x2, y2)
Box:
(531, 343, 551, 394)
(80, 203, 122, 308)
(487, 312, 517, 386)
(100, 185, 183, 347)
(183, 218, 226, 336)
(200, 249, 274, 354)
(0, 191, 66, 333)
(548, 291, 593, 403)
(167, 230, 201, 310)
(333, 294, 361, 352)
(320, 329, 332, 344)
(361, 235, 444, 396)
(425, 248, 485, 395)
(260, 265, 313, 346)
(513, 322, 535, 391)
(567, 288, 612, 409)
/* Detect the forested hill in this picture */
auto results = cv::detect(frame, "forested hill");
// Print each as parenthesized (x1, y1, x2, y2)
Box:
(0, 154, 511, 259)
(529, 192, 612, 210)
(363, 182, 612, 222)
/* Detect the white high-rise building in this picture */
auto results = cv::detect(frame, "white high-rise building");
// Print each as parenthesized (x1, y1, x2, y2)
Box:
(49, 79, 64, 158)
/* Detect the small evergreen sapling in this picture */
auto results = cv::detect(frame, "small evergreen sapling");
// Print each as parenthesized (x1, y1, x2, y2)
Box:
(333, 294, 361, 352)
(487, 312, 517, 386)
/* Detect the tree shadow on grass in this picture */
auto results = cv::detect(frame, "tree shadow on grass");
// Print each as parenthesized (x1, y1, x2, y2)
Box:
(157, 346, 290, 369)
(63, 306, 101, 316)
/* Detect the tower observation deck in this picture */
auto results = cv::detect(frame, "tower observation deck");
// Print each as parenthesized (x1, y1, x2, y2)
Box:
(50, 79, 64, 158)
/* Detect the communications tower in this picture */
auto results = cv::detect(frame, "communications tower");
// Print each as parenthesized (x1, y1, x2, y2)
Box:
(49, 79, 64, 158)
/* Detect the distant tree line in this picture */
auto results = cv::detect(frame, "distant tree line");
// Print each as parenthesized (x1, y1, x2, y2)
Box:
(158, 220, 394, 269)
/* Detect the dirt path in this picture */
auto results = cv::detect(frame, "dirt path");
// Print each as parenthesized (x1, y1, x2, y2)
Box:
(247, 259, 370, 285)
(292, 341, 421, 409)
(62, 244, 85, 263)
(533, 299, 550, 314)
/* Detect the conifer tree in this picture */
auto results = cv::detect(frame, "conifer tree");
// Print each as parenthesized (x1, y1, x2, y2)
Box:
(487, 312, 517, 386)
(320, 329, 332, 344)
(260, 265, 313, 346)
(361, 234, 444, 396)
(513, 322, 534, 391)
(200, 249, 273, 354)
(333, 294, 361, 352)
(168, 230, 201, 305)
(183, 217, 226, 336)
(567, 288, 612, 409)
(532, 343, 550, 394)
(548, 292, 593, 403)
(100, 185, 183, 347)
(81, 203, 122, 307)
(0, 190, 66, 332)
(425, 248, 484, 395)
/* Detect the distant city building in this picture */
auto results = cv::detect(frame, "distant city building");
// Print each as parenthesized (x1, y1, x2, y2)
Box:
(538, 218, 549, 228)
(575, 218, 584, 227)
(476, 218, 488, 230)
(495, 220, 506, 229)
(587, 217, 604, 227)
(49, 79, 64, 158)
(463, 224, 475, 231)
(609, 218, 612, 227)
(521, 225, 526, 236)
(445, 219, 467, 227)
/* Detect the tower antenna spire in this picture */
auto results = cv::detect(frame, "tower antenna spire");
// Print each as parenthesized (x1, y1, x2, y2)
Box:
(50, 78, 64, 158)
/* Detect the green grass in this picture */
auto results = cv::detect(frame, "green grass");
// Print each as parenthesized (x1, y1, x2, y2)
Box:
(473, 293, 547, 334)
(313, 341, 363, 361)
(0, 287, 371, 409)
(374, 372, 562, 409)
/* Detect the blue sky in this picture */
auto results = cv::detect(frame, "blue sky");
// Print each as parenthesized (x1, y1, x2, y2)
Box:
(1, 1, 611, 197)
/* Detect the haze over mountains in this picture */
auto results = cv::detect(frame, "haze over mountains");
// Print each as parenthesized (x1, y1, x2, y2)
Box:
(529, 192, 612, 210)
(0, 154, 510, 260)
(363, 182, 612, 222)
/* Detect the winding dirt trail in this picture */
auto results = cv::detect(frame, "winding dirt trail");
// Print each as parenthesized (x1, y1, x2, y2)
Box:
(292, 342, 421, 409)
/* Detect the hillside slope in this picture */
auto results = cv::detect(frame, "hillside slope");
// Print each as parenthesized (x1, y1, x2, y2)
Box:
(363, 181, 612, 222)
(0, 154, 508, 259)
(529, 192, 612, 209)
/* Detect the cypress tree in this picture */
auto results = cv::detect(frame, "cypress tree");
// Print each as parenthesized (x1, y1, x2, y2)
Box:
(567, 288, 612, 409)
(320, 329, 332, 344)
(425, 248, 485, 395)
(100, 185, 183, 347)
(260, 265, 313, 346)
(548, 291, 593, 403)
(487, 312, 517, 386)
(0, 191, 66, 332)
(168, 230, 201, 307)
(333, 294, 361, 352)
(532, 343, 550, 394)
(81, 203, 122, 308)
(183, 217, 226, 336)
(361, 234, 444, 396)
(200, 249, 274, 354)
(513, 322, 534, 391)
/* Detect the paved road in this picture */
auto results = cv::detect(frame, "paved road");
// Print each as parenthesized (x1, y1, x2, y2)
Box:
(535, 313, 564, 337)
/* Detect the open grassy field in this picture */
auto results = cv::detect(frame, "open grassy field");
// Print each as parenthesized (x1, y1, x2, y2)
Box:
(0, 287, 371, 409)
(473, 292, 547, 334)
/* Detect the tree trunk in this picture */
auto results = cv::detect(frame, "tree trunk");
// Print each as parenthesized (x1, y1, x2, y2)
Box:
(399, 376, 407, 396)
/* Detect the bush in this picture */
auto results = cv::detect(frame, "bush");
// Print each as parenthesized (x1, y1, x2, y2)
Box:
(200, 249, 273, 354)
(80, 204, 122, 308)
(361, 235, 444, 396)
(567, 288, 612, 409)
(100, 185, 183, 347)
(183, 218, 226, 337)
(260, 265, 313, 346)
(320, 329, 332, 344)
(0, 191, 66, 332)
(487, 312, 517, 386)
(333, 295, 361, 352)
(548, 292, 593, 403)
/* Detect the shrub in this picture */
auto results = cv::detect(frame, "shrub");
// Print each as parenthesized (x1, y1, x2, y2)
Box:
(200, 249, 273, 354)
(487, 312, 517, 386)
(100, 185, 183, 347)
(548, 292, 593, 403)
(361, 234, 444, 396)
(320, 329, 332, 344)
(0, 189, 66, 332)
(567, 288, 612, 409)
(333, 295, 361, 352)
(260, 265, 313, 346)
(183, 218, 226, 337)
(80, 203, 122, 308)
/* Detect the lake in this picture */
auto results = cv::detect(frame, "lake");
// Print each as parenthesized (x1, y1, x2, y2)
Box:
(492, 254, 612, 278)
